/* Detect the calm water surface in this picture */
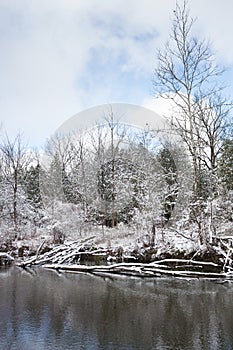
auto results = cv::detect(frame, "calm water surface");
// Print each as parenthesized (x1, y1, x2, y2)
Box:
(0, 266, 233, 350)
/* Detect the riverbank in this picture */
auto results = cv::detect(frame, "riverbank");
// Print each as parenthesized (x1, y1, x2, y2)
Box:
(15, 239, 233, 279)
(1, 223, 233, 278)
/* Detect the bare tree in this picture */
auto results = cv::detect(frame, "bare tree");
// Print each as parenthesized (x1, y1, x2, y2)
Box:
(104, 107, 127, 227)
(45, 133, 77, 175)
(195, 94, 232, 173)
(0, 133, 32, 239)
(85, 107, 129, 228)
(154, 0, 232, 243)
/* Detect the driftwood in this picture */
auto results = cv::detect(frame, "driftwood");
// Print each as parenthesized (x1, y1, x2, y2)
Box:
(42, 260, 233, 280)
(220, 239, 233, 272)
(18, 241, 109, 268)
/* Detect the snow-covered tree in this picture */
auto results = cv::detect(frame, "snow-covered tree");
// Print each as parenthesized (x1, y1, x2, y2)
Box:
(154, 0, 232, 243)
(0, 133, 33, 239)
(219, 139, 233, 192)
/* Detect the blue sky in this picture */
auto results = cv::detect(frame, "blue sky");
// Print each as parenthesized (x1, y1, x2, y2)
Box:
(0, 0, 233, 148)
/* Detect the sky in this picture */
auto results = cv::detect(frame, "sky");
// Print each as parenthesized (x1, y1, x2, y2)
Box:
(0, 0, 233, 148)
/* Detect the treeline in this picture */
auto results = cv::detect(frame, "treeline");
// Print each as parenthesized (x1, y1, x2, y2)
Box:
(0, 115, 232, 245)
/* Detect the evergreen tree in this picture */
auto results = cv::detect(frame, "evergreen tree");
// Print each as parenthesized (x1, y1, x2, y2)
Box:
(24, 164, 42, 208)
(219, 139, 233, 191)
(157, 145, 178, 222)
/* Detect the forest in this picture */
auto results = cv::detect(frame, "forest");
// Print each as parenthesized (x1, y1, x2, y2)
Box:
(0, 2, 232, 273)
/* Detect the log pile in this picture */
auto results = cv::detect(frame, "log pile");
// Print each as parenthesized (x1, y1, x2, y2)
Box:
(18, 240, 109, 268)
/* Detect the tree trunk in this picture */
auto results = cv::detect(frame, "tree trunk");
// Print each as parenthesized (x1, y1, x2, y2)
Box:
(13, 171, 18, 240)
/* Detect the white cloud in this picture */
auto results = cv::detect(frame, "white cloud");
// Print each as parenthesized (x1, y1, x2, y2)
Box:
(190, 0, 233, 64)
(142, 96, 178, 122)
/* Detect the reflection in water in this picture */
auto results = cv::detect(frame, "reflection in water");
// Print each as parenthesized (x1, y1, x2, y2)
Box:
(0, 266, 233, 350)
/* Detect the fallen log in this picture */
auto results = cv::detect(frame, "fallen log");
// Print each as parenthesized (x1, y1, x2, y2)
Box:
(152, 259, 220, 267)
(42, 261, 233, 280)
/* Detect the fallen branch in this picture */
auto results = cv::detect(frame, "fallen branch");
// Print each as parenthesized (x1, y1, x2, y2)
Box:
(35, 239, 46, 259)
(169, 228, 196, 242)
(43, 262, 231, 280)
(220, 239, 233, 271)
(151, 258, 220, 267)
(17, 243, 109, 267)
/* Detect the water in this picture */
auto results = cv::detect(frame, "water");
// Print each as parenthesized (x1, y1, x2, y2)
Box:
(0, 266, 233, 350)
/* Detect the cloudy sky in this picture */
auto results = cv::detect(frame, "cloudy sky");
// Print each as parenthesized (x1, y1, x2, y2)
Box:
(0, 0, 233, 148)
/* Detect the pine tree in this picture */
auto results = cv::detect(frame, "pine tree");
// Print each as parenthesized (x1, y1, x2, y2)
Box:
(219, 139, 233, 191)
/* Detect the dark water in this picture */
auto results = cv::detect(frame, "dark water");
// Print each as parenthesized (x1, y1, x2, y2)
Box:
(0, 267, 233, 350)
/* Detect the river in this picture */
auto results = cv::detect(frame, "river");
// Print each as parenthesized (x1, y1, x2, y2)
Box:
(0, 266, 233, 350)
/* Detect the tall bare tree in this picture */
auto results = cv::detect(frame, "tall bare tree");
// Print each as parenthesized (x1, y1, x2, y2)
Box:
(0, 133, 32, 239)
(104, 107, 127, 227)
(154, 0, 232, 243)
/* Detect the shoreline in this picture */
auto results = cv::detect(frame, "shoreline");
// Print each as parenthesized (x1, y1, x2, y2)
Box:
(1, 230, 233, 280)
